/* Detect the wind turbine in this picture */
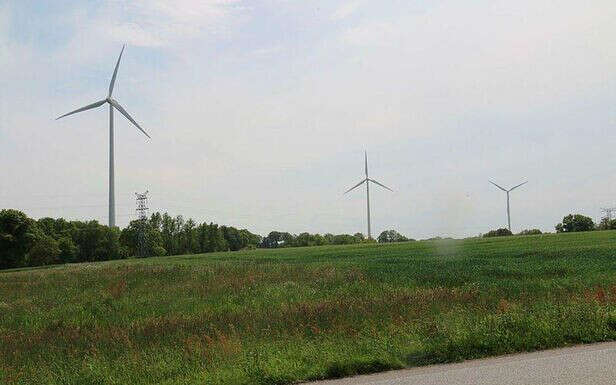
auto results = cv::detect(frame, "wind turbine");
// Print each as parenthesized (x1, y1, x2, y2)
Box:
(344, 151, 393, 239)
(56, 45, 150, 228)
(489, 180, 527, 231)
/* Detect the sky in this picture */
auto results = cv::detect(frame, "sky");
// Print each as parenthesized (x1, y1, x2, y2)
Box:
(1, 0, 616, 239)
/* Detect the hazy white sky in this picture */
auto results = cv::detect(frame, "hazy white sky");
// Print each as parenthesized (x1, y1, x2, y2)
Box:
(1, 0, 615, 238)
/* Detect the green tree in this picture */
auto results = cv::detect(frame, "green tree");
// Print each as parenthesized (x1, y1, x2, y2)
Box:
(483, 228, 513, 237)
(332, 234, 357, 245)
(37, 217, 74, 240)
(161, 213, 178, 255)
(26, 236, 61, 266)
(518, 229, 542, 235)
(71, 220, 120, 261)
(120, 220, 164, 257)
(149, 212, 162, 232)
(555, 214, 595, 233)
(323, 233, 335, 245)
(239, 229, 261, 249)
(206, 223, 228, 251)
(260, 231, 294, 248)
(58, 236, 78, 262)
(377, 229, 409, 243)
(0, 209, 41, 269)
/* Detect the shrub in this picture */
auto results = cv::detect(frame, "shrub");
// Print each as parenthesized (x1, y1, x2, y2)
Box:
(518, 229, 542, 235)
(483, 228, 513, 238)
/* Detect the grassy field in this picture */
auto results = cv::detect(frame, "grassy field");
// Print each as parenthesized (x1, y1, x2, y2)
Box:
(2, 231, 616, 385)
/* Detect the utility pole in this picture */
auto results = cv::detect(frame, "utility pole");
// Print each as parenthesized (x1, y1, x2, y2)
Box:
(135, 191, 149, 258)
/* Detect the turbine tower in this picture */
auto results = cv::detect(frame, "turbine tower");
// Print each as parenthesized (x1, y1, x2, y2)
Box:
(344, 151, 393, 239)
(489, 180, 527, 231)
(56, 45, 150, 228)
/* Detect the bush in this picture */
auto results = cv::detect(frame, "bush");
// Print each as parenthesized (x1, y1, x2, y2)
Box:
(483, 228, 513, 238)
(518, 229, 542, 235)
(555, 214, 595, 233)
(377, 230, 409, 243)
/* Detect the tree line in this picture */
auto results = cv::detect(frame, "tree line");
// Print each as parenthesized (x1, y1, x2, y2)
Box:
(483, 213, 613, 238)
(0, 209, 411, 270)
(0, 209, 264, 270)
(5, 208, 612, 270)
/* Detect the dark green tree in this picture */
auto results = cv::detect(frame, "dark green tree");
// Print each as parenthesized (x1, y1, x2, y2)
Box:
(26, 236, 61, 266)
(483, 228, 513, 237)
(58, 236, 78, 262)
(120, 220, 165, 257)
(0, 209, 41, 269)
(377, 229, 409, 243)
(332, 234, 357, 245)
(518, 229, 542, 235)
(555, 214, 595, 233)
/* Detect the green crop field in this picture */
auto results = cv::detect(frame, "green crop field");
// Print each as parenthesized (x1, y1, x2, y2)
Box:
(2, 231, 616, 385)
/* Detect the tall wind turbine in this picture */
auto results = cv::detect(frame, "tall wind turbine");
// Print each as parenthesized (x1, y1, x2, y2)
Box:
(344, 151, 393, 239)
(489, 180, 527, 231)
(56, 45, 150, 228)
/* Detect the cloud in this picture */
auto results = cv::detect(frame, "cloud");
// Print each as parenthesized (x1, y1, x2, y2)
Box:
(58, 0, 248, 51)
(331, 1, 362, 21)
(3, 0, 616, 238)
(336, 0, 616, 117)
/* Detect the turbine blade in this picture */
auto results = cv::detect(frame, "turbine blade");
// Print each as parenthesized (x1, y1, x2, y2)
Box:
(344, 179, 367, 194)
(369, 178, 393, 192)
(109, 99, 150, 138)
(509, 181, 528, 192)
(56, 99, 106, 120)
(108, 45, 125, 97)
(364, 151, 368, 177)
(489, 180, 507, 192)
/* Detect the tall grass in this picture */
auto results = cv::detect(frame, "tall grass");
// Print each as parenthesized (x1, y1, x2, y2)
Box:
(2, 231, 616, 384)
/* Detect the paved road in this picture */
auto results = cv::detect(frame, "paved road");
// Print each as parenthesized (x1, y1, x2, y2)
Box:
(304, 342, 616, 385)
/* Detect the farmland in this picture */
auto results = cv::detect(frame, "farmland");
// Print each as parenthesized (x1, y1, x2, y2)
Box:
(2, 231, 616, 385)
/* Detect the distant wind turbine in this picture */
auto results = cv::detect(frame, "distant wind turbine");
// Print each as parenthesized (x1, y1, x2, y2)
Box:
(344, 151, 393, 239)
(56, 45, 150, 228)
(489, 180, 527, 231)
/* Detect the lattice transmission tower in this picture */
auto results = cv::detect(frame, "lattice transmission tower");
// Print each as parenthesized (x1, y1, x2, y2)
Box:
(135, 191, 149, 257)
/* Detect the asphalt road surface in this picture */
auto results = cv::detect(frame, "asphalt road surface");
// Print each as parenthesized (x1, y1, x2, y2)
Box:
(304, 342, 616, 385)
